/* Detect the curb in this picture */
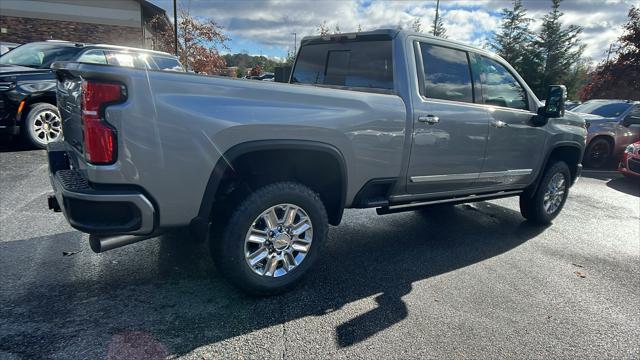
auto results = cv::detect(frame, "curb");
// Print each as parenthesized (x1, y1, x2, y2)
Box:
(581, 169, 621, 177)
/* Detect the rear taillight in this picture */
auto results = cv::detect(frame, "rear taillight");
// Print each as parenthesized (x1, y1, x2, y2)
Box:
(81, 80, 125, 164)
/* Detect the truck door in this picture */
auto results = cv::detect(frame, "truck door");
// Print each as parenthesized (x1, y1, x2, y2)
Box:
(406, 41, 491, 194)
(472, 54, 546, 188)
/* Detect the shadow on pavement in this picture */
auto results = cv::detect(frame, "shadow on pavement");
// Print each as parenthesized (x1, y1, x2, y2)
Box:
(0, 135, 36, 153)
(606, 177, 640, 197)
(1, 202, 547, 357)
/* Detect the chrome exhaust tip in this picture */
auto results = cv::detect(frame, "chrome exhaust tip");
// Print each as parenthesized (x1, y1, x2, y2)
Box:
(89, 233, 157, 253)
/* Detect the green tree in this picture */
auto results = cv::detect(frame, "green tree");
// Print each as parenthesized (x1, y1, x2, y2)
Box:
(534, 0, 585, 97)
(411, 17, 423, 32)
(491, 0, 535, 74)
(431, 0, 447, 38)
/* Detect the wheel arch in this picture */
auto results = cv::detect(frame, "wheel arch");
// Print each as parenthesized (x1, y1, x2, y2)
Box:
(20, 95, 58, 123)
(525, 142, 584, 198)
(191, 140, 348, 241)
(587, 134, 615, 149)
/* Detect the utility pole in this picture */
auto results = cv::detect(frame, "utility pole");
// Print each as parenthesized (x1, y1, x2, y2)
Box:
(433, 0, 440, 37)
(173, 0, 178, 56)
(291, 32, 297, 55)
(605, 43, 613, 62)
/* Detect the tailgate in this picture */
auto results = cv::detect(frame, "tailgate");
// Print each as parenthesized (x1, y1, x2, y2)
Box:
(55, 65, 84, 153)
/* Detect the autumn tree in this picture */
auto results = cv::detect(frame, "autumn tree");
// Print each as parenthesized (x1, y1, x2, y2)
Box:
(250, 64, 262, 77)
(317, 21, 330, 36)
(579, 6, 640, 100)
(147, 8, 229, 74)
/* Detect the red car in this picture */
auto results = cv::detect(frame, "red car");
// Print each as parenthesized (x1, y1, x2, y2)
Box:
(618, 141, 640, 178)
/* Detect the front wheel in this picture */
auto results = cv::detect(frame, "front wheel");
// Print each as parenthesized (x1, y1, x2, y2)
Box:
(584, 138, 611, 168)
(211, 182, 328, 295)
(24, 103, 63, 149)
(520, 161, 571, 224)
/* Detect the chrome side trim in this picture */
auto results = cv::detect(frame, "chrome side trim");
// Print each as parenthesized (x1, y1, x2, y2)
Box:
(387, 190, 523, 210)
(410, 169, 532, 183)
(478, 169, 532, 178)
(410, 173, 480, 183)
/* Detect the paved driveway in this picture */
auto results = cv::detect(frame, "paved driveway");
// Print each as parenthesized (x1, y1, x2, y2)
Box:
(1, 148, 638, 359)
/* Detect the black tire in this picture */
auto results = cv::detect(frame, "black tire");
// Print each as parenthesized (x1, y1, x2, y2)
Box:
(584, 138, 612, 169)
(23, 103, 62, 149)
(210, 182, 328, 296)
(520, 161, 571, 224)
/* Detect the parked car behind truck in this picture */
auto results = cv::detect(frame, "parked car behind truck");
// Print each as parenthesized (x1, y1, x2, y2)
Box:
(0, 40, 184, 148)
(47, 29, 586, 295)
(571, 99, 640, 168)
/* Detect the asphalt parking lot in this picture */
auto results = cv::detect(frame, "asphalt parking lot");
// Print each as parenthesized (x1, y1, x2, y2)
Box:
(1, 146, 639, 359)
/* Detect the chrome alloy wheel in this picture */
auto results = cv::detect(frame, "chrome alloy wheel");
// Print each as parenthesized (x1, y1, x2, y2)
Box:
(244, 204, 313, 277)
(32, 110, 62, 145)
(543, 172, 566, 214)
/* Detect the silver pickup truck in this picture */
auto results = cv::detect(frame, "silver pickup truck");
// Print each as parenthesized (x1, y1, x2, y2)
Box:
(47, 29, 586, 294)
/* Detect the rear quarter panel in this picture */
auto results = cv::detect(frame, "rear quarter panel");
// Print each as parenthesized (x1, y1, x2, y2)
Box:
(68, 66, 407, 226)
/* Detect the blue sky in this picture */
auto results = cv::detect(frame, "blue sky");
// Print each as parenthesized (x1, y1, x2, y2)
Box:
(148, 0, 637, 63)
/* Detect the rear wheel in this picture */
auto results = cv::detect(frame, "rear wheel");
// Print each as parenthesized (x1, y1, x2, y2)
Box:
(210, 182, 328, 295)
(520, 161, 571, 224)
(584, 138, 612, 168)
(24, 103, 62, 149)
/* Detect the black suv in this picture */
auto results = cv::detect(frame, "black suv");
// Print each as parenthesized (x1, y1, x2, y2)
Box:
(0, 41, 183, 148)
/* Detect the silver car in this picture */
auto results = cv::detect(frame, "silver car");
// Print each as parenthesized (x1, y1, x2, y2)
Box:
(572, 100, 640, 168)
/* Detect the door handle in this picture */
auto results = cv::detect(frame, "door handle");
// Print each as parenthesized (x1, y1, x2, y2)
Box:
(418, 115, 440, 125)
(491, 120, 508, 128)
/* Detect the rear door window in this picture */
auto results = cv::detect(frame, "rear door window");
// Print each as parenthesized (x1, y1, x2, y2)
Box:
(419, 43, 474, 103)
(291, 40, 394, 92)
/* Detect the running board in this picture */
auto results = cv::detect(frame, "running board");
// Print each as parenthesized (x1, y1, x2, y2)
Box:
(376, 190, 523, 215)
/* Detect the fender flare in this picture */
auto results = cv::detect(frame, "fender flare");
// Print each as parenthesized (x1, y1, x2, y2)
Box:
(525, 141, 584, 198)
(190, 140, 348, 241)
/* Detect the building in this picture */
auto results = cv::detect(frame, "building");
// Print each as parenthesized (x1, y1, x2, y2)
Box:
(0, 0, 170, 49)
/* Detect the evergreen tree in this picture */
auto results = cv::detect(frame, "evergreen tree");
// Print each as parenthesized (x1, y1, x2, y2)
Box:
(431, 0, 447, 38)
(534, 0, 585, 97)
(491, 0, 535, 73)
(411, 17, 423, 33)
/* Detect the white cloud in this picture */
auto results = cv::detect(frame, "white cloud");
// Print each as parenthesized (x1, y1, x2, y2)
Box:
(151, 0, 636, 61)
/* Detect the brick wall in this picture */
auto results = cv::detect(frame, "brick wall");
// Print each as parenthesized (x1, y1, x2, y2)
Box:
(0, 15, 143, 47)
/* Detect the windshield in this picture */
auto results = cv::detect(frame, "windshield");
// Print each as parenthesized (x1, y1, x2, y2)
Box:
(0, 43, 82, 68)
(572, 101, 632, 118)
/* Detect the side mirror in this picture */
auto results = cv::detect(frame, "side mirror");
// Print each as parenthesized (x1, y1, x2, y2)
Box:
(622, 115, 640, 127)
(543, 85, 567, 118)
